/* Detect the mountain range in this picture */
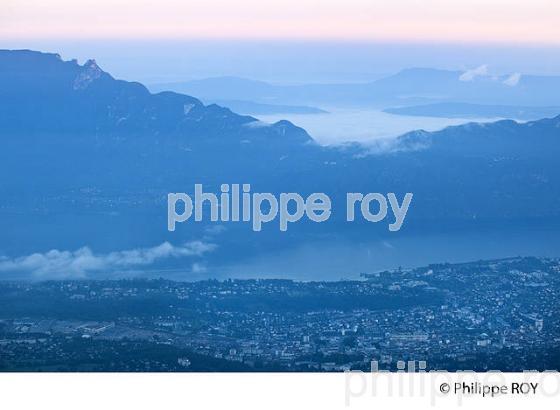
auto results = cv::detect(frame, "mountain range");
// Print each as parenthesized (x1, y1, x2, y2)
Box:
(1, 49, 560, 278)
(150, 69, 560, 108)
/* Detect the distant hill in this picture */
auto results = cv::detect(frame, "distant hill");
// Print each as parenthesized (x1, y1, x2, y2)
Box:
(151, 76, 276, 102)
(152, 69, 560, 107)
(384, 102, 560, 121)
(202, 99, 327, 115)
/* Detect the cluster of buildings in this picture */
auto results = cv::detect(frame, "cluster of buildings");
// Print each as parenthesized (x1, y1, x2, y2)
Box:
(0, 257, 558, 371)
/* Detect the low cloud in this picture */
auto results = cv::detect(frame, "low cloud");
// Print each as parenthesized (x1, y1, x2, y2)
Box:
(503, 73, 522, 87)
(0, 241, 216, 279)
(459, 65, 488, 82)
(356, 130, 432, 157)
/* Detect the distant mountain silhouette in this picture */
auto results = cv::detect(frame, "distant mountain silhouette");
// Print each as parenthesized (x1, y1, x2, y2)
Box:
(152, 69, 560, 107)
(384, 102, 560, 121)
(1, 50, 560, 272)
(200, 99, 327, 115)
(151, 76, 275, 103)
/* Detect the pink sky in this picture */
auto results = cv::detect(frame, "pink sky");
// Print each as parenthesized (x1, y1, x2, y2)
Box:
(2, 0, 560, 45)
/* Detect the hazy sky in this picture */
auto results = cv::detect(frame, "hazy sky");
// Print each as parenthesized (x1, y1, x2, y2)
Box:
(2, 1, 560, 83)
(2, 0, 560, 44)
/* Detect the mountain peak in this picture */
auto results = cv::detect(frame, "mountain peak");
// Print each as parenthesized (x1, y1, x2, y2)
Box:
(84, 58, 101, 71)
(74, 58, 105, 90)
(0, 49, 312, 146)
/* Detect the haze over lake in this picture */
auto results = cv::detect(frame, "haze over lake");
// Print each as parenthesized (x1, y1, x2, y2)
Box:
(256, 107, 502, 145)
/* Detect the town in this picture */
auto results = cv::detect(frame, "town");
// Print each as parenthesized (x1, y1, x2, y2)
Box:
(0, 256, 558, 372)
